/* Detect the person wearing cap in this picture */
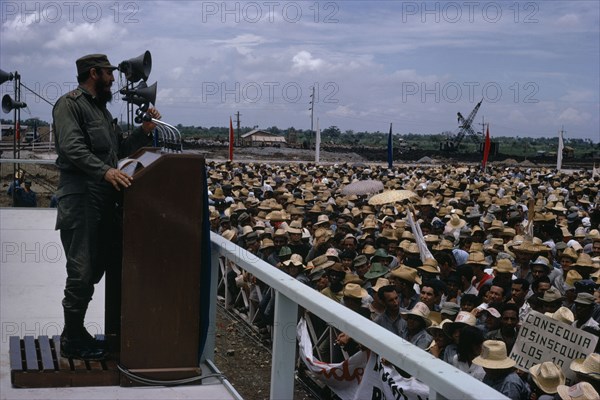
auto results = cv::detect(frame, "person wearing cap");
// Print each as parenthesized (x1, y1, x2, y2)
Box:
(473, 340, 530, 400)
(53, 54, 162, 361)
(573, 292, 600, 333)
(486, 303, 520, 354)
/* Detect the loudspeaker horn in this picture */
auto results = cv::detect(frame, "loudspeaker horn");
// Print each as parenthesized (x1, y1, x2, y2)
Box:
(0, 69, 14, 85)
(135, 81, 157, 105)
(2, 94, 27, 113)
(118, 51, 152, 83)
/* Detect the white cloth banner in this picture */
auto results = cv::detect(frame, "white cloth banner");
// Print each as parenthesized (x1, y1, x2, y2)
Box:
(297, 318, 430, 400)
(406, 208, 433, 262)
(297, 317, 367, 399)
(353, 352, 430, 400)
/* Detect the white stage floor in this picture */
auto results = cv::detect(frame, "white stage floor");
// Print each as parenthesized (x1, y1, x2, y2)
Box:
(0, 208, 238, 400)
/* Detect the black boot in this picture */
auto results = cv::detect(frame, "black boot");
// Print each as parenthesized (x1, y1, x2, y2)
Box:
(61, 311, 106, 360)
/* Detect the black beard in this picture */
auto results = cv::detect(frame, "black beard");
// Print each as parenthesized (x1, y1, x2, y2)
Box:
(95, 79, 113, 104)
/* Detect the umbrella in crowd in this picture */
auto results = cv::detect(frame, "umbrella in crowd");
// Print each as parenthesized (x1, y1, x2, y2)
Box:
(340, 179, 384, 196)
(368, 189, 418, 206)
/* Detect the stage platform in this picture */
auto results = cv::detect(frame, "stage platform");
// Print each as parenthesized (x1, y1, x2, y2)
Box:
(0, 208, 239, 400)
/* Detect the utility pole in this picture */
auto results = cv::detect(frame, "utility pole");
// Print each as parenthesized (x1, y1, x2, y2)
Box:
(478, 116, 487, 153)
(236, 111, 241, 146)
(309, 86, 315, 149)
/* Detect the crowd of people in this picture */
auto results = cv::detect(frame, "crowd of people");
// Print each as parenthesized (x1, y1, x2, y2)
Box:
(208, 161, 599, 400)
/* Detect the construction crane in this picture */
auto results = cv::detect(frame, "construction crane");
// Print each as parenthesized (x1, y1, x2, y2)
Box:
(441, 99, 483, 152)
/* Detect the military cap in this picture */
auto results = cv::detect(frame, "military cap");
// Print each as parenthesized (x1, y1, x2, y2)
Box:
(76, 54, 117, 76)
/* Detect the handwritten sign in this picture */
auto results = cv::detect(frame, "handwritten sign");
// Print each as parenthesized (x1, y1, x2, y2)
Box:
(510, 310, 598, 385)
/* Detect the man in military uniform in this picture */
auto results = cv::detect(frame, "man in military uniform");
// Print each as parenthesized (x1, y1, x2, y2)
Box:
(53, 54, 161, 360)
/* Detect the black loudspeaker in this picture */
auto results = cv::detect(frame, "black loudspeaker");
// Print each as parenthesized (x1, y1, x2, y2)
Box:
(121, 81, 157, 106)
(2, 94, 27, 113)
(119, 51, 152, 83)
(0, 69, 14, 85)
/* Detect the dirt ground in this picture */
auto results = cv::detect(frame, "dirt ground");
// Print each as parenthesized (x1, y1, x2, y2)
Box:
(214, 305, 315, 400)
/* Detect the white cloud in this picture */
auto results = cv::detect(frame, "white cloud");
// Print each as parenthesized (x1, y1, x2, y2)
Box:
(558, 107, 591, 124)
(291, 51, 325, 73)
(556, 13, 580, 27)
(44, 22, 127, 50)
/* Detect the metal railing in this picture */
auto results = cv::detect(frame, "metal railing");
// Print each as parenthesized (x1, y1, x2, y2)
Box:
(207, 232, 508, 400)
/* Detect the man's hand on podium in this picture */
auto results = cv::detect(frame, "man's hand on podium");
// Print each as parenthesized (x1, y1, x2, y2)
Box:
(104, 168, 133, 191)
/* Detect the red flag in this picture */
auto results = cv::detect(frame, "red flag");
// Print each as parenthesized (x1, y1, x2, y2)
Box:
(482, 125, 491, 170)
(228, 117, 234, 161)
(15, 121, 20, 142)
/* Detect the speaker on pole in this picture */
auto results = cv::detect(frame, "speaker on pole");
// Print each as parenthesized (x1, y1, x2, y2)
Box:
(118, 51, 152, 83)
(2, 94, 27, 113)
(0, 69, 14, 85)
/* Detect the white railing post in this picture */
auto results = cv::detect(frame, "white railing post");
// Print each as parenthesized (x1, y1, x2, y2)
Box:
(269, 291, 298, 400)
(202, 243, 221, 363)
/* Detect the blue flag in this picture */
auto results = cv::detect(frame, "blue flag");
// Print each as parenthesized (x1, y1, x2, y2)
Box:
(387, 123, 393, 169)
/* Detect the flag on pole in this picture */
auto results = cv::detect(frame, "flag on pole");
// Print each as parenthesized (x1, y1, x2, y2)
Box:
(387, 123, 393, 169)
(228, 117, 234, 161)
(556, 129, 564, 170)
(406, 207, 433, 262)
(15, 120, 20, 142)
(482, 125, 491, 170)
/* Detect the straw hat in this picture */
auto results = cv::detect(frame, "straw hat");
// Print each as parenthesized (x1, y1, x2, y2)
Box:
(557, 382, 599, 400)
(372, 277, 390, 292)
(283, 253, 305, 268)
(446, 214, 466, 230)
(221, 229, 237, 242)
(433, 239, 454, 251)
(418, 258, 441, 274)
(343, 282, 368, 299)
(362, 244, 376, 256)
(259, 238, 275, 251)
(570, 353, 600, 381)
(544, 306, 573, 324)
(400, 302, 432, 327)
(466, 251, 489, 266)
(529, 361, 565, 394)
(493, 259, 516, 274)
(390, 266, 422, 285)
(286, 220, 303, 234)
(311, 255, 336, 270)
(472, 340, 516, 369)
(573, 253, 594, 269)
(565, 270, 583, 287)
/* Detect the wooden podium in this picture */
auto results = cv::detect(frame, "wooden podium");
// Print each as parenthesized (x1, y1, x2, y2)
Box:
(117, 149, 207, 386)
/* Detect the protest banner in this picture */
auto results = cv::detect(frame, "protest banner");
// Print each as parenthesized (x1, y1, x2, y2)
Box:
(353, 353, 430, 400)
(297, 318, 430, 400)
(509, 310, 598, 385)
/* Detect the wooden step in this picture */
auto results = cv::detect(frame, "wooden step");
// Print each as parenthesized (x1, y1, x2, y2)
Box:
(9, 335, 119, 388)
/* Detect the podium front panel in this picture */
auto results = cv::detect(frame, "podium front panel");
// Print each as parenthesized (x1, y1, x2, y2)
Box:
(120, 152, 206, 382)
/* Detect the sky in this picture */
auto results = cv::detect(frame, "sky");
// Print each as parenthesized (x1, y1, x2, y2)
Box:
(1, 0, 599, 142)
